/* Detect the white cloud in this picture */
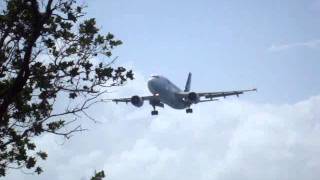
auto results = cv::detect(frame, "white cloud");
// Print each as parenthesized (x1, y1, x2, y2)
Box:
(6, 73, 320, 180)
(269, 39, 320, 52)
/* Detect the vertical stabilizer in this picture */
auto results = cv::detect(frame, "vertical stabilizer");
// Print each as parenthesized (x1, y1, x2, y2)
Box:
(184, 72, 192, 92)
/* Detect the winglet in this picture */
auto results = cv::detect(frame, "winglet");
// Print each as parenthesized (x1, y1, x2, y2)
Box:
(184, 72, 192, 92)
(243, 88, 257, 92)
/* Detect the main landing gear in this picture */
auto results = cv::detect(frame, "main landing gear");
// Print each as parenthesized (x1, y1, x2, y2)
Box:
(186, 108, 193, 113)
(150, 105, 193, 115)
(151, 110, 158, 116)
(151, 105, 159, 116)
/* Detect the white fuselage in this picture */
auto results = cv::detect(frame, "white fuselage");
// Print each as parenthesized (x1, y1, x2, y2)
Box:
(147, 76, 188, 109)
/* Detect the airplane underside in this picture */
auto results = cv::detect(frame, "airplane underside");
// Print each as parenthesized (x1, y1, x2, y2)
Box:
(111, 72, 257, 116)
(150, 99, 193, 116)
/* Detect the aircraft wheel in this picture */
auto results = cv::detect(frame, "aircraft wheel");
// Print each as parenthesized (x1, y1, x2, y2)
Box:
(186, 108, 193, 113)
(151, 110, 158, 116)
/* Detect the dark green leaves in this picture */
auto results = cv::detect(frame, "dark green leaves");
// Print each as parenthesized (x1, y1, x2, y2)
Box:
(69, 92, 77, 99)
(36, 151, 48, 160)
(47, 120, 65, 131)
(80, 18, 98, 35)
(67, 12, 77, 22)
(35, 167, 43, 174)
(27, 143, 36, 150)
(91, 170, 106, 180)
(26, 157, 36, 169)
(44, 38, 55, 48)
(0, 0, 133, 177)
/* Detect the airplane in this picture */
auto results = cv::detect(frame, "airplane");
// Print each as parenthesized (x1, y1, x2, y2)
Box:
(111, 73, 257, 115)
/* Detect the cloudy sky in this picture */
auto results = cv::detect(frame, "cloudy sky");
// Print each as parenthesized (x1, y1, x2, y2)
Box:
(6, 0, 320, 179)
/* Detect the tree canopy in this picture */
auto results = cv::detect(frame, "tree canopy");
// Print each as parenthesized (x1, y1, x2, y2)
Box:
(0, 0, 133, 176)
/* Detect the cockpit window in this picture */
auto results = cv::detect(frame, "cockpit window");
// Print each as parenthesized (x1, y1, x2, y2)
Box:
(151, 75, 160, 78)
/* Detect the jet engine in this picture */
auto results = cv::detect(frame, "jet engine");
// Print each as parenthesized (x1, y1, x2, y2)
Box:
(131, 95, 144, 107)
(187, 92, 200, 104)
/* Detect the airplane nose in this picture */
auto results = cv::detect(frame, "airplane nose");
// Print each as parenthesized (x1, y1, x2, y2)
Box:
(148, 78, 157, 93)
(148, 78, 155, 87)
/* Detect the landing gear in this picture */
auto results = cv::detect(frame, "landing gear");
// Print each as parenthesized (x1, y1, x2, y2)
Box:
(186, 108, 193, 113)
(151, 110, 158, 116)
(151, 105, 159, 116)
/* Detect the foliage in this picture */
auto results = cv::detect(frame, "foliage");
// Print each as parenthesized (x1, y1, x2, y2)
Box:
(0, 0, 133, 176)
(91, 170, 106, 180)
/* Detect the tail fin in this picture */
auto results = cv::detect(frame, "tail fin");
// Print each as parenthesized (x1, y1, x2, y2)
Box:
(184, 72, 192, 92)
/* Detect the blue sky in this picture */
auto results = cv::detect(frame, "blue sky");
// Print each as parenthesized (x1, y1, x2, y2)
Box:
(86, 0, 320, 104)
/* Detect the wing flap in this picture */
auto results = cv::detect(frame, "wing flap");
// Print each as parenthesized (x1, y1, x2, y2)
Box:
(200, 88, 257, 99)
(111, 94, 164, 107)
(112, 95, 155, 103)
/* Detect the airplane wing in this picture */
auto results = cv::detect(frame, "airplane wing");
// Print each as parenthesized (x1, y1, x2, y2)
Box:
(111, 94, 164, 108)
(112, 95, 154, 104)
(198, 88, 257, 100)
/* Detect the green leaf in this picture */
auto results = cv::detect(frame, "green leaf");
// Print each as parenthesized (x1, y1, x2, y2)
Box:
(35, 167, 43, 174)
(91, 170, 106, 180)
(69, 92, 77, 99)
(36, 152, 48, 160)
(26, 157, 36, 169)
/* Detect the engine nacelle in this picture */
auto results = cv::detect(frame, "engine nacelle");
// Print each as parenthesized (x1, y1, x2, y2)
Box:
(131, 95, 144, 107)
(187, 92, 200, 104)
